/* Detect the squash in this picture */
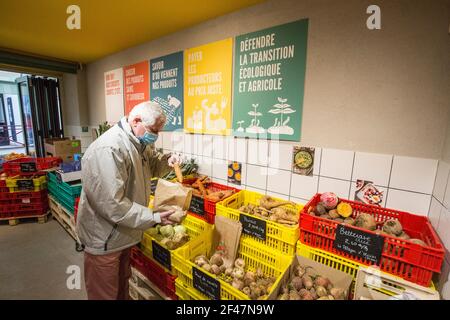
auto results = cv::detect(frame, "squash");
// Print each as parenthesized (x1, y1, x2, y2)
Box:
(336, 202, 353, 218)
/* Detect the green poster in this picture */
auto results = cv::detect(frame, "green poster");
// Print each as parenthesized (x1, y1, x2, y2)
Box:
(232, 19, 308, 141)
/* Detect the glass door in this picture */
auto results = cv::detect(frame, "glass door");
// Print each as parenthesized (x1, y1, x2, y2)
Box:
(17, 77, 35, 156)
(0, 94, 10, 146)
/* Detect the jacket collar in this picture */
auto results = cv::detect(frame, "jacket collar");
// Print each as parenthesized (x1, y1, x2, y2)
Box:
(119, 117, 146, 153)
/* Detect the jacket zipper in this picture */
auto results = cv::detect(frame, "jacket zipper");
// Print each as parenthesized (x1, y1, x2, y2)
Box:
(104, 224, 118, 251)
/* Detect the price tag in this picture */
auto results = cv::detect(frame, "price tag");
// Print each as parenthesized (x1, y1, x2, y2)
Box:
(192, 267, 220, 300)
(239, 214, 266, 241)
(22, 198, 31, 204)
(333, 224, 384, 264)
(17, 180, 34, 190)
(20, 162, 37, 173)
(188, 195, 205, 216)
(151, 240, 171, 271)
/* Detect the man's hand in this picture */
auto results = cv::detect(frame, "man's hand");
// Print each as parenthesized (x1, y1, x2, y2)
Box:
(158, 209, 175, 225)
(168, 152, 183, 168)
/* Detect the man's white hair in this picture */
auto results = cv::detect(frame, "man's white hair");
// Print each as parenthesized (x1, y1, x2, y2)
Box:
(129, 101, 166, 129)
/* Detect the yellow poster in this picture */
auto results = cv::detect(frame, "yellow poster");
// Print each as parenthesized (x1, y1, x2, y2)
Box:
(184, 38, 233, 135)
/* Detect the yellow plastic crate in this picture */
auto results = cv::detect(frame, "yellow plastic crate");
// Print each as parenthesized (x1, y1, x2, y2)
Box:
(6, 175, 47, 188)
(141, 205, 213, 275)
(9, 182, 48, 193)
(172, 232, 291, 300)
(175, 278, 207, 300)
(216, 190, 302, 255)
(296, 241, 438, 299)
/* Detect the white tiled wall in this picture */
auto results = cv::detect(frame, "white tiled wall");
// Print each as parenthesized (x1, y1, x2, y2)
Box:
(390, 156, 438, 194)
(320, 148, 354, 180)
(430, 159, 450, 255)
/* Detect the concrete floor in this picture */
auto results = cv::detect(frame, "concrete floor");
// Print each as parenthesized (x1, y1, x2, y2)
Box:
(0, 217, 87, 299)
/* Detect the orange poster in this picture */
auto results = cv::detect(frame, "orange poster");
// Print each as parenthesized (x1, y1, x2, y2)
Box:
(124, 61, 149, 115)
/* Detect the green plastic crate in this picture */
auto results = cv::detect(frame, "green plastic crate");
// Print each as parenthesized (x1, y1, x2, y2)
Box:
(47, 172, 82, 197)
(48, 181, 76, 214)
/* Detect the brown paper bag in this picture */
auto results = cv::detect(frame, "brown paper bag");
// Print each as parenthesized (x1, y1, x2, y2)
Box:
(154, 179, 193, 223)
(212, 215, 243, 269)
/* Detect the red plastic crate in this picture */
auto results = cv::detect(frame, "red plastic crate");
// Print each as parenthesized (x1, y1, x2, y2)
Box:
(3, 157, 62, 175)
(74, 197, 80, 222)
(0, 205, 48, 217)
(187, 182, 239, 224)
(130, 246, 177, 300)
(0, 189, 48, 200)
(300, 193, 445, 287)
(0, 187, 10, 194)
(8, 189, 48, 200)
(12, 209, 48, 217)
(0, 204, 11, 213)
(8, 202, 49, 213)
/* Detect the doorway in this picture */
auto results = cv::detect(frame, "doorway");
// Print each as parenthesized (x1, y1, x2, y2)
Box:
(0, 70, 64, 162)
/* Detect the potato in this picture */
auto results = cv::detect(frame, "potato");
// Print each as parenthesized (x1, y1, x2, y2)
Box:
(211, 264, 221, 275)
(290, 276, 303, 291)
(330, 287, 345, 300)
(315, 286, 328, 297)
(232, 279, 244, 291)
(328, 209, 340, 219)
(302, 275, 313, 289)
(202, 264, 212, 272)
(410, 238, 427, 246)
(382, 219, 403, 236)
(343, 217, 355, 226)
(289, 290, 301, 300)
(314, 276, 331, 288)
(355, 213, 377, 231)
(316, 203, 327, 215)
(209, 253, 224, 267)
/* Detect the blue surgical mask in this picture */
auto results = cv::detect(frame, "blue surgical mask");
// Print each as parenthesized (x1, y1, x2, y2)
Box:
(138, 131, 158, 145)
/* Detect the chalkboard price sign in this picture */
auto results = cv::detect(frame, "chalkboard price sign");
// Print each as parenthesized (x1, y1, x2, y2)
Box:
(189, 195, 205, 216)
(152, 240, 171, 271)
(150, 179, 158, 196)
(333, 224, 384, 264)
(17, 180, 35, 190)
(239, 214, 266, 241)
(193, 267, 220, 300)
(20, 162, 37, 173)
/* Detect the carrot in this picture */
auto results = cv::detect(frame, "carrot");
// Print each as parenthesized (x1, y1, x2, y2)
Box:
(197, 179, 207, 198)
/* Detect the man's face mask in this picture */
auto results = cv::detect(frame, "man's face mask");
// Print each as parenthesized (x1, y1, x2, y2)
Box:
(138, 131, 158, 145)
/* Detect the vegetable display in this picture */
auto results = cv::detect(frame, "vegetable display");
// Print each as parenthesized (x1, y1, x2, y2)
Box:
(239, 195, 298, 226)
(147, 224, 190, 250)
(183, 175, 236, 202)
(277, 264, 347, 300)
(194, 253, 276, 300)
(308, 192, 428, 246)
(161, 158, 198, 181)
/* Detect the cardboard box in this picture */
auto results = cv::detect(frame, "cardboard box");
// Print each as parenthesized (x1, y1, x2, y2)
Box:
(354, 266, 440, 300)
(57, 154, 75, 163)
(268, 255, 353, 300)
(44, 138, 81, 158)
(55, 169, 82, 183)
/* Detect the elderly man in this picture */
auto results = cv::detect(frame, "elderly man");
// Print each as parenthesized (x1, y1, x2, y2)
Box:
(76, 101, 181, 300)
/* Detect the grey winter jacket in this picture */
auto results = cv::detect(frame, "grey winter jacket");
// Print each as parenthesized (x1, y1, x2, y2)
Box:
(76, 117, 172, 255)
